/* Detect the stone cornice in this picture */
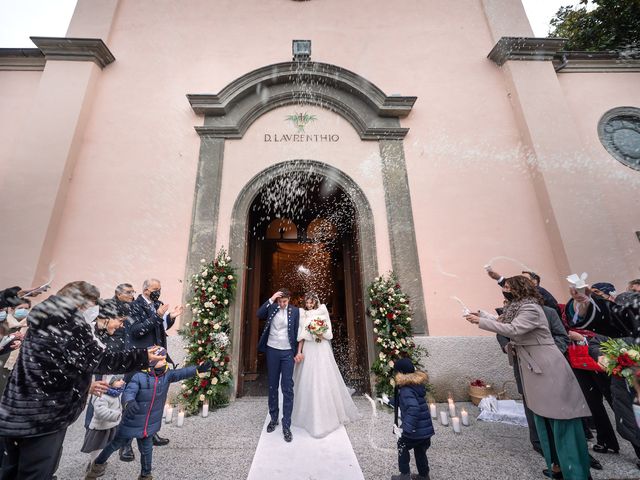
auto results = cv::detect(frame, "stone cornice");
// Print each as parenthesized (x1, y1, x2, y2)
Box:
(0, 48, 46, 71)
(488, 37, 567, 66)
(553, 51, 640, 72)
(187, 61, 415, 140)
(187, 62, 416, 118)
(487, 37, 640, 72)
(29, 37, 115, 69)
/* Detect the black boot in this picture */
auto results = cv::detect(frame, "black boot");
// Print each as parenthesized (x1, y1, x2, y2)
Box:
(152, 433, 169, 446)
(588, 454, 602, 470)
(119, 444, 135, 462)
(266, 420, 278, 433)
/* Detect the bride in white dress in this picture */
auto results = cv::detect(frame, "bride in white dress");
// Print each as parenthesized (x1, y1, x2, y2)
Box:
(291, 293, 361, 438)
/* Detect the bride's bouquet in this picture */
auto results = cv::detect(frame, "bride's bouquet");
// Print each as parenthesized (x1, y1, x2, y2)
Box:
(306, 318, 328, 342)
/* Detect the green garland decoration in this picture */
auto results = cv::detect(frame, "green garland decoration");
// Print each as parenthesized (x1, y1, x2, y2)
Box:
(367, 272, 427, 398)
(179, 248, 237, 414)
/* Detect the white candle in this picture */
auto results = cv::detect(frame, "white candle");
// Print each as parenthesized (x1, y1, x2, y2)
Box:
(452, 416, 461, 433)
(162, 403, 169, 419)
(165, 406, 174, 424)
(439, 411, 449, 426)
(429, 403, 437, 419)
(461, 409, 469, 426)
(177, 410, 185, 427)
(448, 399, 456, 417)
(202, 403, 209, 418)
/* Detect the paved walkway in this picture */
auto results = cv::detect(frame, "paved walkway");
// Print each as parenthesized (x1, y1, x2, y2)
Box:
(57, 398, 640, 479)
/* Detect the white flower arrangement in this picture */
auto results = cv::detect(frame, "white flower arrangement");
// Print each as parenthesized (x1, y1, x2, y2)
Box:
(367, 272, 426, 397)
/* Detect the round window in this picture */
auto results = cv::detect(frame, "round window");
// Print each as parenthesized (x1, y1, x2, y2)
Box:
(598, 107, 640, 171)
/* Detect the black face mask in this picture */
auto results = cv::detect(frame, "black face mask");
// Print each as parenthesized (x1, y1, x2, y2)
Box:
(502, 291, 515, 301)
(149, 290, 161, 302)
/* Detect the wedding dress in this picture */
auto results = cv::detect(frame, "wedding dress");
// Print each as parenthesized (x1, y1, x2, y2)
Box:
(291, 304, 361, 438)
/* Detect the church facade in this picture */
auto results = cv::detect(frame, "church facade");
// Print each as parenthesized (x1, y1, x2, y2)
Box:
(1, 0, 638, 398)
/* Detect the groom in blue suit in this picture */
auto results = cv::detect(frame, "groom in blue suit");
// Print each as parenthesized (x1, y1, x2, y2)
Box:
(257, 288, 302, 442)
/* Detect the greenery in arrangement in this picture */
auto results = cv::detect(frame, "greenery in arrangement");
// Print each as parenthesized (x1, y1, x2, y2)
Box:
(179, 248, 237, 414)
(549, 0, 640, 52)
(367, 272, 427, 398)
(599, 338, 640, 387)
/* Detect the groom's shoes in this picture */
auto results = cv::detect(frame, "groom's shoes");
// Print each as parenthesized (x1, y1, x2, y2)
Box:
(266, 420, 279, 433)
(283, 427, 293, 443)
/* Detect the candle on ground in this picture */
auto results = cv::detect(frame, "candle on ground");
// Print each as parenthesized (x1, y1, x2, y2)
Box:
(429, 403, 437, 419)
(202, 403, 209, 418)
(162, 403, 169, 419)
(439, 411, 449, 426)
(447, 398, 456, 417)
(452, 416, 461, 433)
(177, 409, 185, 427)
(165, 405, 174, 424)
(461, 409, 469, 426)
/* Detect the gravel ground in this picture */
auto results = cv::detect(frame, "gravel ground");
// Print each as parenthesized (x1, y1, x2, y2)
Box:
(56, 398, 640, 480)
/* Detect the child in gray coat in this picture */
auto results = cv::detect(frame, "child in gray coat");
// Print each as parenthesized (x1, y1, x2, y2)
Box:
(81, 375, 125, 465)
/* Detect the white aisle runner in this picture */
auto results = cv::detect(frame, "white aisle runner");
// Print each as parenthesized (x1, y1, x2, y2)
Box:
(247, 414, 365, 480)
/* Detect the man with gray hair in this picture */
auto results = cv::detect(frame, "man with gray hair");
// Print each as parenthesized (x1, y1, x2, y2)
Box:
(114, 283, 136, 303)
(128, 279, 182, 362)
(127, 279, 183, 447)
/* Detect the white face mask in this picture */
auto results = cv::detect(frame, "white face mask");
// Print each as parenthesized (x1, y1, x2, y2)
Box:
(83, 305, 100, 323)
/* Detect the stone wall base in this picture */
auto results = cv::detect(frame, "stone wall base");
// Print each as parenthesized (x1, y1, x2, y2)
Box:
(415, 335, 520, 401)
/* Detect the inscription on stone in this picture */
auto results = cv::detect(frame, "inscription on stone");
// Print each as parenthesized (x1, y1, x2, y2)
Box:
(264, 133, 340, 142)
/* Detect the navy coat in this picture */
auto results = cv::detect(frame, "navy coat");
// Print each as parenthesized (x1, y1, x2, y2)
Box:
(119, 365, 197, 439)
(128, 295, 176, 362)
(256, 300, 299, 353)
(395, 370, 434, 440)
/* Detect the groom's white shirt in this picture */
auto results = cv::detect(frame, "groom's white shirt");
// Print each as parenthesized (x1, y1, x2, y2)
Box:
(267, 301, 290, 350)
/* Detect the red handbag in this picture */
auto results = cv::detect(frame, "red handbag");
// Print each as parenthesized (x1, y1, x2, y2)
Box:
(568, 342, 604, 372)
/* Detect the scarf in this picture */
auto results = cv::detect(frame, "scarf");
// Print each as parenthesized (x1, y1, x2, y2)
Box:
(106, 386, 125, 397)
(500, 297, 540, 324)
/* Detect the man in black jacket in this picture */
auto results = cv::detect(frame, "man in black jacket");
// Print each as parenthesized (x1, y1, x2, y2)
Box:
(95, 283, 136, 354)
(0, 281, 164, 480)
(127, 278, 183, 447)
(128, 279, 183, 358)
(107, 283, 139, 462)
(487, 267, 561, 316)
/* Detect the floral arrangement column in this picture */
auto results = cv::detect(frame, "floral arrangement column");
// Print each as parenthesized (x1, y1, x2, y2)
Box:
(179, 248, 237, 413)
(367, 272, 427, 398)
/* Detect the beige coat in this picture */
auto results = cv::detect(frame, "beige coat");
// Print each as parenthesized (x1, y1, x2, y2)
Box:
(479, 303, 590, 420)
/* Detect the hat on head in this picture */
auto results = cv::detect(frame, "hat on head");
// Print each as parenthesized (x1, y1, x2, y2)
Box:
(393, 357, 415, 374)
(109, 375, 124, 386)
(592, 282, 616, 296)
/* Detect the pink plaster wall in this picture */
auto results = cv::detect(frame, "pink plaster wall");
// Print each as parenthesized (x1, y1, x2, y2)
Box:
(558, 71, 640, 290)
(0, 71, 42, 180)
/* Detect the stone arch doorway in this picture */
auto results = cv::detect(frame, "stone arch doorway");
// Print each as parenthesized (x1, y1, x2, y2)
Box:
(185, 59, 428, 399)
(235, 160, 374, 396)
